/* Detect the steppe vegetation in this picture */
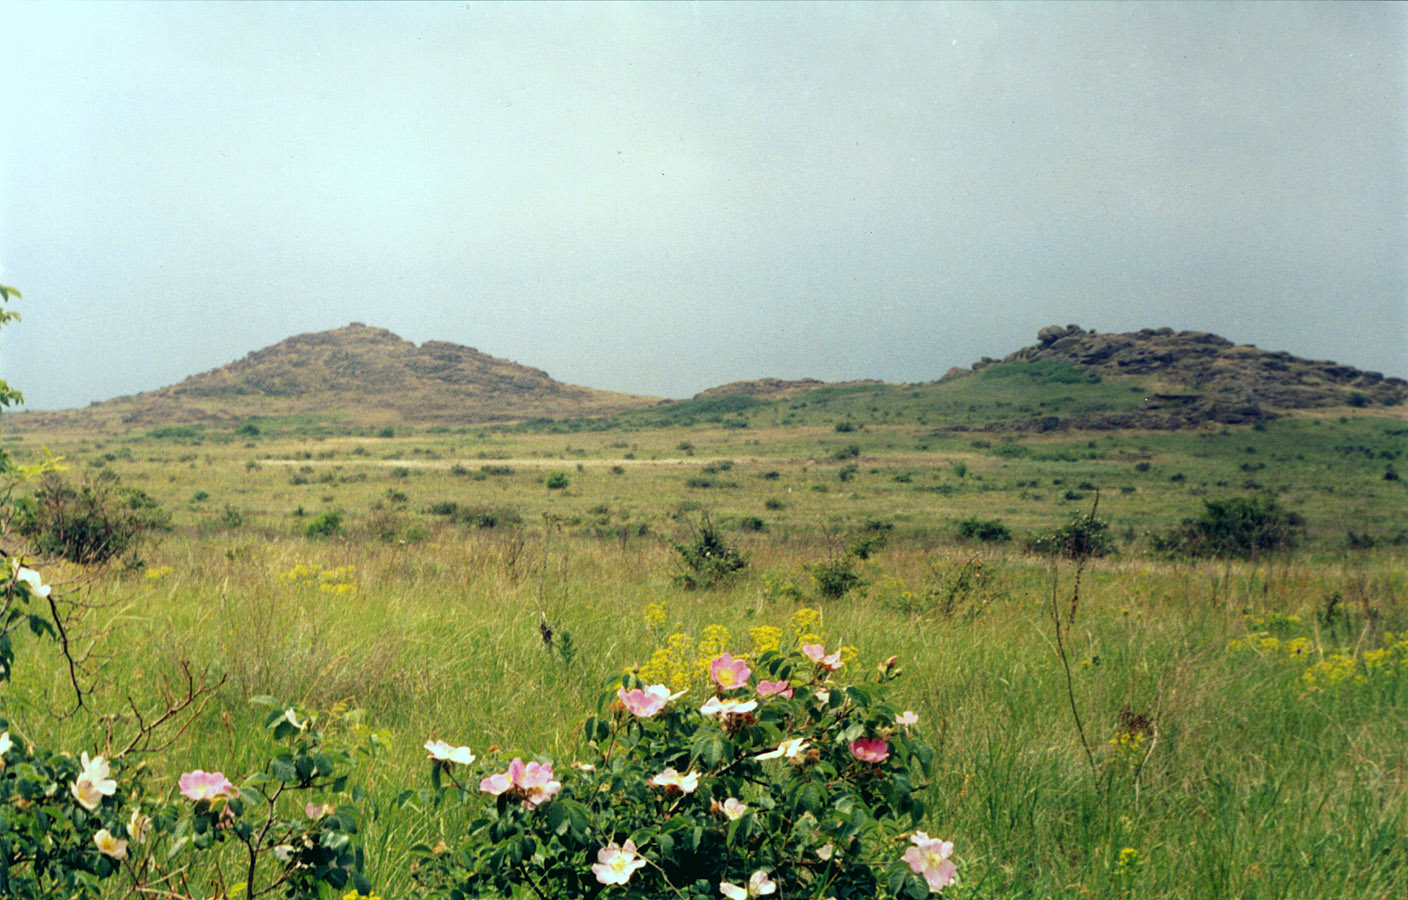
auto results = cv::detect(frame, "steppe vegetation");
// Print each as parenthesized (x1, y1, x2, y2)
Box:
(2, 320, 1406, 898)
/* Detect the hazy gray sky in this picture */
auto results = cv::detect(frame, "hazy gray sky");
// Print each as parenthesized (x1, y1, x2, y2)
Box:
(2, 1, 1404, 410)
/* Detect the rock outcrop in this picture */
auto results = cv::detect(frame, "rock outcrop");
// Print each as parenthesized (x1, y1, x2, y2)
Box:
(967, 325, 1406, 430)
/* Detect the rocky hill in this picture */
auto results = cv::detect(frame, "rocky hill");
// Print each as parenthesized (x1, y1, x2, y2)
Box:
(950, 325, 1407, 430)
(17, 324, 660, 428)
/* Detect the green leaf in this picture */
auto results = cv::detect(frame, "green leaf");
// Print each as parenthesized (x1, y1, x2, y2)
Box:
(546, 802, 569, 836)
(270, 755, 297, 783)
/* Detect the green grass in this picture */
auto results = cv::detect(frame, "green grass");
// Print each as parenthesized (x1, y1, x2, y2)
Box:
(2, 407, 1406, 898)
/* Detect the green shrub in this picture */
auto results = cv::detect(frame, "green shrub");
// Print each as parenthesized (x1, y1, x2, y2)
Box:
(545, 471, 570, 490)
(219, 504, 244, 530)
(955, 516, 1012, 543)
(303, 510, 344, 539)
(13, 473, 172, 565)
(671, 515, 747, 589)
(1029, 512, 1113, 559)
(1155, 495, 1305, 558)
(810, 556, 863, 598)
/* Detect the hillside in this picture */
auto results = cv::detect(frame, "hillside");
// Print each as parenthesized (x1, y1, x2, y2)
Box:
(13, 324, 661, 429)
(582, 325, 1405, 434)
(950, 325, 1408, 430)
(9, 322, 1402, 435)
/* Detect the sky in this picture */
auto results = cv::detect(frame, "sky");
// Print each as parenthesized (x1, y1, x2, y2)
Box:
(2, 1, 1405, 411)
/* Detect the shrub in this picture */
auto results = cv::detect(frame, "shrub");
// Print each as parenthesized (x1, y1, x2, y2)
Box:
(546, 471, 570, 490)
(672, 515, 747, 589)
(1029, 512, 1114, 559)
(303, 510, 344, 539)
(13, 474, 172, 565)
(811, 556, 863, 598)
(739, 516, 766, 532)
(955, 516, 1011, 543)
(409, 641, 944, 900)
(1155, 495, 1305, 558)
(218, 504, 244, 530)
(764, 498, 785, 510)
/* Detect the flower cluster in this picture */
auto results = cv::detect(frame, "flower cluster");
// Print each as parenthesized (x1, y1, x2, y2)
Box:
(279, 563, 357, 595)
(480, 757, 562, 808)
(414, 633, 955, 899)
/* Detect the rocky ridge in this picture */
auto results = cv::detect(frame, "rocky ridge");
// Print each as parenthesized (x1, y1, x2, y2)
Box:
(955, 325, 1407, 430)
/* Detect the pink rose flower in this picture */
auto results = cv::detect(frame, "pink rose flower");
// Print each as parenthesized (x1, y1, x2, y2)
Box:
(479, 757, 560, 808)
(179, 769, 234, 802)
(903, 831, 956, 891)
(756, 680, 794, 699)
(618, 683, 684, 717)
(424, 739, 476, 765)
(701, 696, 758, 719)
(592, 838, 647, 885)
(649, 767, 700, 794)
(849, 738, 889, 763)
(710, 653, 752, 691)
(802, 643, 843, 671)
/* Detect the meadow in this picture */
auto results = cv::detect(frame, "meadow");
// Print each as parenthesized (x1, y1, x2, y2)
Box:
(2, 402, 1406, 899)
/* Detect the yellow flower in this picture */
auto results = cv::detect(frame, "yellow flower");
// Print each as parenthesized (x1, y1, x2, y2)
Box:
(749, 626, 782, 655)
(644, 603, 667, 628)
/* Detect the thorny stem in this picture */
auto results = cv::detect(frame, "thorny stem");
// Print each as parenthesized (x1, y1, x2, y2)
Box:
(1048, 495, 1101, 787)
(47, 590, 86, 713)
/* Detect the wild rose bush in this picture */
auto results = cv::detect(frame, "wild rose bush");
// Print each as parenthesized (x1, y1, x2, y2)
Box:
(0, 557, 375, 898)
(405, 641, 955, 899)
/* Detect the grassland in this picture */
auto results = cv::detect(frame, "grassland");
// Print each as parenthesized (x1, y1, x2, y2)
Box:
(2, 394, 1406, 898)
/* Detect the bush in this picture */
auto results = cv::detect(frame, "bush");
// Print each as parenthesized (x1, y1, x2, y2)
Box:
(955, 516, 1012, 543)
(672, 515, 747, 589)
(303, 510, 344, 539)
(545, 471, 570, 490)
(1028, 512, 1114, 559)
(811, 556, 863, 598)
(13, 474, 172, 565)
(411, 641, 943, 900)
(1155, 495, 1305, 558)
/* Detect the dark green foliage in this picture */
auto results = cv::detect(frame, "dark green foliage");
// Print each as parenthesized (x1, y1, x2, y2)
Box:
(13, 473, 172, 564)
(219, 504, 244, 529)
(1029, 512, 1113, 559)
(671, 515, 747, 589)
(739, 516, 766, 532)
(956, 516, 1012, 543)
(428, 502, 522, 529)
(545, 471, 570, 490)
(304, 510, 344, 539)
(834, 421, 857, 432)
(811, 556, 863, 598)
(1155, 495, 1305, 558)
